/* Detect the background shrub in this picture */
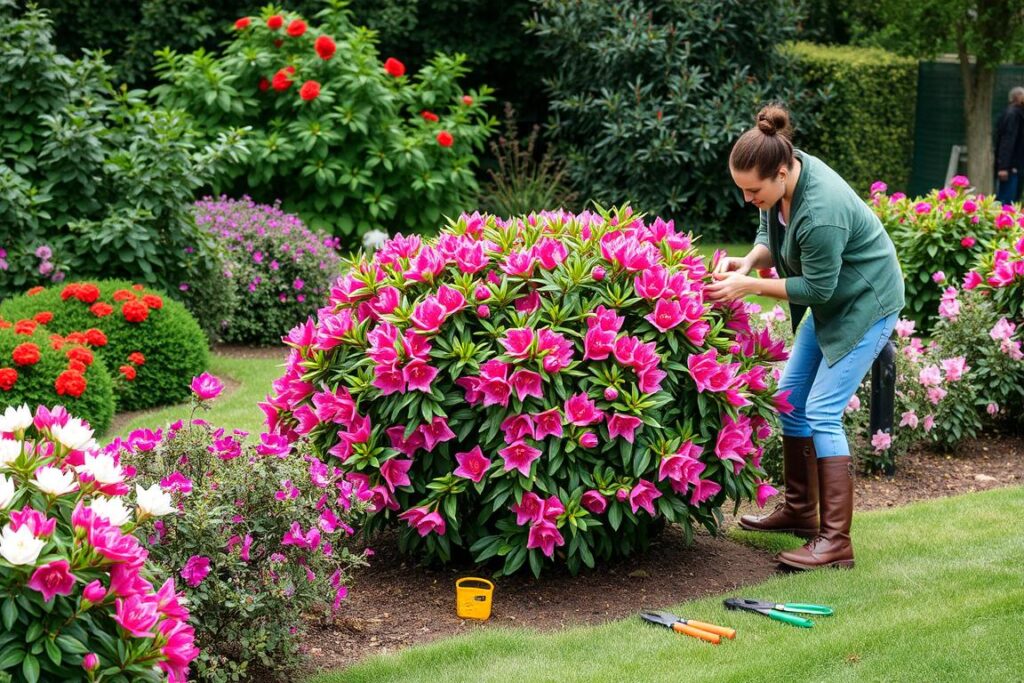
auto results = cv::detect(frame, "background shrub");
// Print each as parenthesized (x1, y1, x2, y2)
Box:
(192, 197, 343, 345)
(780, 42, 918, 196)
(964, 210, 1024, 323)
(528, 0, 817, 241)
(152, 4, 497, 243)
(0, 281, 208, 412)
(0, 325, 115, 434)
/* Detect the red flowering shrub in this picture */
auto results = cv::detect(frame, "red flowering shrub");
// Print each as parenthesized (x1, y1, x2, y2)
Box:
(299, 80, 321, 101)
(262, 209, 789, 575)
(0, 280, 208, 412)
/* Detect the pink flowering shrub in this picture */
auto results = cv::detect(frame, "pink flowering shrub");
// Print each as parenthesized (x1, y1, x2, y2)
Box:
(119, 384, 368, 682)
(961, 211, 1024, 322)
(0, 404, 196, 682)
(191, 197, 343, 345)
(869, 175, 1004, 331)
(260, 208, 790, 576)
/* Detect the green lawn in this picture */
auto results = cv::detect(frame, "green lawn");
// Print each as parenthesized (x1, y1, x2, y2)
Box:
(109, 352, 286, 439)
(695, 241, 776, 311)
(308, 486, 1024, 683)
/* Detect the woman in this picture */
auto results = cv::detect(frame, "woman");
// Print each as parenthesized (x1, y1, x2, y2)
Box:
(705, 104, 905, 570)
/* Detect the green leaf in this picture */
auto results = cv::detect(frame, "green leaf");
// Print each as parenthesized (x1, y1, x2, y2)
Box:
(43, 639, 60, 667)
(608, 503, 622, 531)
(0, 647, 24, 670)
(1, 599, 15, 631)
(22, 653, 39, 683)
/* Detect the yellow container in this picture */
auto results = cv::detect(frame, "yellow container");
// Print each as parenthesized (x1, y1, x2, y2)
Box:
(455, 577, 494, 621)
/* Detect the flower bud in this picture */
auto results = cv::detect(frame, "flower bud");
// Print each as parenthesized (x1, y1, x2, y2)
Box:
(579, 432, 598, 448)
(83, 580, 106, 603)
(603, 387, 618, 401)
(615, 489, 628, 502)
(591, 266, 606, 281)
(476, 305, 490, 318)
(82, 653, 99, 672)
(475, 285, 491, 301)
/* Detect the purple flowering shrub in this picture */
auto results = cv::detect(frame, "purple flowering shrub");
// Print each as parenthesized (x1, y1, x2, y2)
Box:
(0, 243, 69, 299)
(192, 197, 343, 345)
(119, 383, 368, 682)
(260, 208, 791, 576)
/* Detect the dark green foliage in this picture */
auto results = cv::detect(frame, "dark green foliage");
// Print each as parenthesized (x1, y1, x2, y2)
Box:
(0, 281, 209, 411)
(781, 42, 918, 196)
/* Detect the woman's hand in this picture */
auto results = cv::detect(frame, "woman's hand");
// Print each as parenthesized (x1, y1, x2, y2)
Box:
(712, 256, 751, 276)
(705, 272, 753, 302)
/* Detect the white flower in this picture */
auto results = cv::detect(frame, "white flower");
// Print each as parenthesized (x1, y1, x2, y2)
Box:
(0, 405, 32, 434)
(0, 439, 22, 468)
(50, 418, 94, 451)
(33, 466, 77, 496)
(135, 483, 176, 517)
(77, 453, 124, 485)
(89, 496, 133, 527)
(0, 474, 14, 509)
(0, 524, 45, 565)
(361, 228, 390, 252)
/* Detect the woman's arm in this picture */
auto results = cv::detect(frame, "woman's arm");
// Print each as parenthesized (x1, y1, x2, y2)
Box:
(743, 244, 774, 272)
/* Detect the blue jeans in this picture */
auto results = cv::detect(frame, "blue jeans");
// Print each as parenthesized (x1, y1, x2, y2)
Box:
(779, 312, 899, 458)
(996, 171, 1019, 205)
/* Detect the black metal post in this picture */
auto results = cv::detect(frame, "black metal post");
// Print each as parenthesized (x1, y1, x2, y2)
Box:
(869, 337, 897, 474)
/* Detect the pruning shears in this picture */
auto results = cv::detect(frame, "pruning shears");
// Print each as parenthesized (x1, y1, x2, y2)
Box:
(639, 610, 737, 645)
(723, 598, 833, 628)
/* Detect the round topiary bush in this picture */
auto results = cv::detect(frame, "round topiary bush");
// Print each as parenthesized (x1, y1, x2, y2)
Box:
(0, 281, 208, 411)
(0, 322, 115, 434)
(262, 208, 790, 576)
(192, 196, 343, 345)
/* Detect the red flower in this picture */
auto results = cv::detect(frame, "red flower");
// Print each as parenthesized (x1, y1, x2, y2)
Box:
(122, 300, 150, 323)
(299, 80, 321, 101)
(436, 130, 454, 148)
(141, 294, 163, 310)
(384, 57, 406, 77)
(75, 284, 100, 304)
(462, 95, 473, 105)
(961, 236, 976, 248)
(85, 328, 107, 347)
(66, 347, 94, 367)
(286, 19, 307, 37)
(27, 286, 44, 296)
(33, 311, 53, 324)
(14, 320, 36, 335)
(119, 365, 137, 381)
(90, 302, 113, 317)
(0, 368, 16, 391)
(112, 289, 135, 302)
(67, 360, 87, 374)
(421, 110, 439, 123)
(128, 352, 146, 365)
(55, 370, 87, 398)
(258, 77, 270, 92)
(65, 332, 87, 345)
(12, 343, 40, 366)
(60, 284, 79, 301)
(314, 35, 336, 60)
(234, 17, 250, 30)
(267, 15, 283, 30)
(50, 335, 65, 351)
(272, 67, 295, 92)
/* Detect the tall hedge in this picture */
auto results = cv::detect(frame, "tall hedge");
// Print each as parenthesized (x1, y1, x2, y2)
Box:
(781, 42, 917, 196)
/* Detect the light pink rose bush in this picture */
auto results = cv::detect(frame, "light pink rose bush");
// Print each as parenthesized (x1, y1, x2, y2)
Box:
(261, 208, 790, 576)
(0, 404, 197, 683)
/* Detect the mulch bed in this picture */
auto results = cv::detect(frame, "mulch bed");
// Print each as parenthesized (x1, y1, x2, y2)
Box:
(302, 431, 1023, 675)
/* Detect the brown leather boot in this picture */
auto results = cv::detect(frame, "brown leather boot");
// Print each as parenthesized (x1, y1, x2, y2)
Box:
(738, 436, 818, 539)
(776, 456, 855, 570)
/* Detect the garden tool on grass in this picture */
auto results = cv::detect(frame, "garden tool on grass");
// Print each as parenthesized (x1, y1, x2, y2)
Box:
(639, 610, 737, 645)
(723, 598, 833, 628)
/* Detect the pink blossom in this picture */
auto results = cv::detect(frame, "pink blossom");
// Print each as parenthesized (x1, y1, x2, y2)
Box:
(591, 266, 606, 281)
(564, 392, 602, 426)
(402, 360, 439, 393)
(501, 414, 536, 443)
(927, 386, 947, 404)
(418, 416, 456, 451)
(899, 411, 919, 429)
(581, 490, 607, 514)
(526, 519, 564, 557)
(410, 297, 448, 333)
(871, 430, 892, 452)
(940, 357, 967, 382)
(27, 560, 77, 601)
(190, 373, 224, 401)
(628, 479, 661, 515)
(501, 328, 534, 358)
(606, 413, 643, 443)
(689, 479, 721, 505)
(989, 318, 1017, 342)
(918, 365, 942, 387)
(511, 491, 544, 525)
(845, 394, 861, 413)
(894, 319, 916, 338)
(83, 580, 106, 603)
(180, 556, 211, 588)
(499, 441, 542, 477)
(502, 250, 537, 277)
(380, 458, 413, 492)
(114, 594, 160, 638)
(914, 202, 932, 214)
(477, 305, 490, 317)
(960, 236, 976, 248)
(932, 271, 945, 283)
(509, 369, 544, 401)
(987, 402, 1000, 416)
(963, 270, 983, 289)
(9, 507, 56, 537)
(870, 181, 887, 195)
(962, 199, 977, 214)
(82, 653, 99, 672)
(645, 297, 686, 332)
(436, 285, 467, 314)
(534, 237, 568, 269)
(386, 425, 425, 457)
(755, 481, 779, 508)
(578, 431, 598, 448)
(453, 446, 491, 482)
(923, 414, 935, 432)
(532, 408, 563, 439)
(398, 507, 446, 536)
(715, 414, 755, 473)
(604, 387, 619, 401)
(950, 175, 969, 187)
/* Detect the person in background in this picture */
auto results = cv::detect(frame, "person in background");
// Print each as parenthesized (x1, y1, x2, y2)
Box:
(994, 86, 1024, 205)
(706, 103, 905, 570)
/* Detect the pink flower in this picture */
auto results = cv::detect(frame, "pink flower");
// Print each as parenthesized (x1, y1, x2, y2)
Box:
(83, 579, 106, 603)
(526, 519, 564, 558)
(950, 175, 969, 187)
(380, 458, 413, 492)
(960, 236, 976, 248)
(190, 372, 224, 400)
(403, 360, 439, 393)
(989, 317, 1017, 342)
(870, 181, 887, 195)
(606, 413, 643, 443)
(509, 369, 544, 401)
(501, 414, 536, 443)
(532, 408, 563, 439)
(9, 507, 56, 537)
(373, 364, 406, 395)
(534, 238, 568, 269)
(501, 328, 534, 358)
(603, 387, 619, 401)
(511, 492, 544, 525)
(918, 365, 942, 387)
(398, 507, 446, 536)
(914, 201, 932, 214)
(628, 479, 662, 515)
(180, 555, 211, 588)
(932, 271, 945, 283)
(755, 481, 779, 508)
(82, 653, 99, 672)
(564, 392, 602, 426)
(927, 386, 947, 404)
(410, 296, 448, 333)
(477, 305, 490, 318)
(502, 250, 537, 277)
(645, 297, 686, 332)
(27, 560, 76, 601)
(923, 415, 935, 432)
(114, 594, 160, 638)
(436, 285, 467, 314)
(894, 319, 916, 338)
(962, 199, 977, 214)
(579, 431, 598, 448)
(581, 490, 607, 514)
(987, 402, 1000, 416)
(899, 410, 919, 429)
(845, 394, 861, 413)
(940, 357, 967, 382)
(715, 414, 755, 473)
(871, 430, 892, 452)
(453, 446, 491, 482)
(963, 270, 983, 289)
(418, 416, 456, 451)
(657, 442, 705, 492)
(689, 479, 721, 505)
(591, 266, 606, 281)
(499, 441, 542, 477)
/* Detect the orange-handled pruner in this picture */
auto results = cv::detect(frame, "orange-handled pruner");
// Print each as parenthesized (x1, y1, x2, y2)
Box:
(639, 610, 737, 644)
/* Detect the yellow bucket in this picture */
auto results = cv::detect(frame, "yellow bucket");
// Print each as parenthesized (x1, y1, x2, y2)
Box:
(455, 577, 494, 621)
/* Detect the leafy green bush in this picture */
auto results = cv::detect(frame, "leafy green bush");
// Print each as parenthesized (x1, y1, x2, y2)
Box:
(152, 2, 497, 243)
(528, 0, 814, 241)
(780, 42, 917, 196)
(0, 324, 114, 434)
(0, 281, 208, 412)
(0, 1, 249, 302)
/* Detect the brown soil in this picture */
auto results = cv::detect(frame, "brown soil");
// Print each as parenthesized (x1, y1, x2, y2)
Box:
(303, 431, 1024, 675)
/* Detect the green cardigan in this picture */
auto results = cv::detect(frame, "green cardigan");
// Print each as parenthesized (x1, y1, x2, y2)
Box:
(753, 151, 905, 366)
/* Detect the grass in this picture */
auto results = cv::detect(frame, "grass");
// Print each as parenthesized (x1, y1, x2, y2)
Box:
(109, 352, 286, 439)
(695, 241, 776, 311)
(308, 486, 1024, 683)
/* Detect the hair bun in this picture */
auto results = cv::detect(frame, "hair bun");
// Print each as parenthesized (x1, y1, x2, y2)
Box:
(756, 105, 791, 139)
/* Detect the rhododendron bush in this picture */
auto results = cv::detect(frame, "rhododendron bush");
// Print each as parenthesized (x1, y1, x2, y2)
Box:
(0, 404, 197, 682)
(119, 382, 368, 682)
(962, 211, 1024, 322)
(0, 282, 208, 412)
(153, 5, 496, 243)
(262, 209, 790, 575)
(192, 197, 343, 345)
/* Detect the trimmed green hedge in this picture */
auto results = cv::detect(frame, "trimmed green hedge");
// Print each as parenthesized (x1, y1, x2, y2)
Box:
(0, 281, 208, 411)
(0, 327, 115, 435)
(781, 42, 917, 196)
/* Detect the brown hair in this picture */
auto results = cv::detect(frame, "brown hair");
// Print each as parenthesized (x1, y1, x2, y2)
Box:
(729, 104, 795, 179)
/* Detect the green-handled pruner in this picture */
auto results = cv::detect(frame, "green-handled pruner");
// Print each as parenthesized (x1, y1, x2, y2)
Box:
(723, 598, 833, 628)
